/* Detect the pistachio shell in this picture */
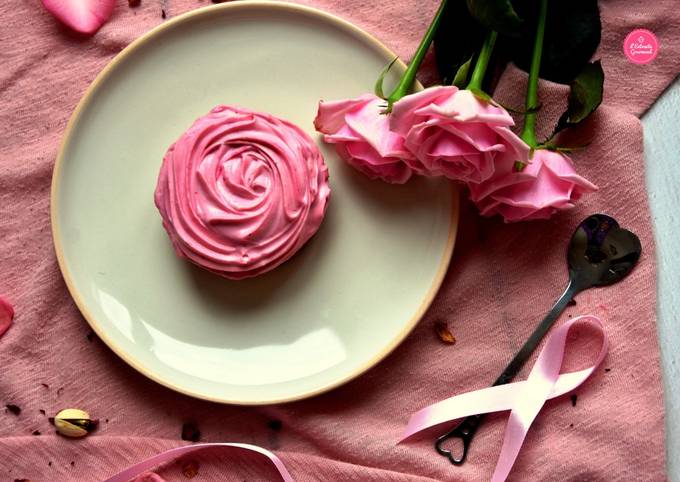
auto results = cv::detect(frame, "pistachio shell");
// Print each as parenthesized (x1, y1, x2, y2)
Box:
(54, 408, 95, 438)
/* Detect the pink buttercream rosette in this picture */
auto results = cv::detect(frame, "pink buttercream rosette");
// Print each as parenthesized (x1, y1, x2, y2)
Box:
(155, 106, 331, 280)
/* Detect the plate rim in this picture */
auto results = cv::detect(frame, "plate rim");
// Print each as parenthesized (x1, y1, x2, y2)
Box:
(50, 0, 459, 405)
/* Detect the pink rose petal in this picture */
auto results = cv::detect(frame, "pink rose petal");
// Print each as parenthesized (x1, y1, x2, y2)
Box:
(0, 296, 14, 339)
(390, 87, 452, 137)
(42, 0, 115, 35)
(314, 95, 376, 134)
(416, 89, 514, 125)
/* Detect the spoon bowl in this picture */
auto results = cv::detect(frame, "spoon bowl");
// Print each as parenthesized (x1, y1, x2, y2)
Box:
(568, 214, 642, 289)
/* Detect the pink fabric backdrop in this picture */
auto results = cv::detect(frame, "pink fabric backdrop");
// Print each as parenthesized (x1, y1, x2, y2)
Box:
(1, 0, 678, 480)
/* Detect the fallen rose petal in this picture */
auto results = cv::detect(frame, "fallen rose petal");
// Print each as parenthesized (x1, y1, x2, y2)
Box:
(0, 296, 14, 339)
(41, 0, 116, 35)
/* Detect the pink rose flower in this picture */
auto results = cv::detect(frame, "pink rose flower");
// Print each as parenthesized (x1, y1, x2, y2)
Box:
(314, 94, 415, 184)
(469, 149, 598, 222)
(0, 295, 14, 339)
(390, 86, 530, 183)
(41, 0, 115, 35)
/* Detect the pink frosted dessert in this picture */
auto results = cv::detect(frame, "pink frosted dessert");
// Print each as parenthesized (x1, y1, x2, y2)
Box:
(155, 105, 331, 280)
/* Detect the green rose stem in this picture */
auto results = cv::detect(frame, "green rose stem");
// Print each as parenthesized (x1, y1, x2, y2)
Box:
(517, 0, 548, 170)
(466, 30, 498, 92)
(384, 0, 448, 112)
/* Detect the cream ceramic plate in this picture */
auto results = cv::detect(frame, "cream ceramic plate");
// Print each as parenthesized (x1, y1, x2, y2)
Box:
(52, 1, 458, 404)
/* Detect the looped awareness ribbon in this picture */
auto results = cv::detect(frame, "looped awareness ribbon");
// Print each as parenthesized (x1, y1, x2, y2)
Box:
(103, 442, 294, 482)
(104, 316, 605, 482)
(400, 315, 608, 482)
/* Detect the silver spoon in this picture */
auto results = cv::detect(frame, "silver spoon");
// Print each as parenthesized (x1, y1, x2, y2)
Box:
(435, 214, 642, 465)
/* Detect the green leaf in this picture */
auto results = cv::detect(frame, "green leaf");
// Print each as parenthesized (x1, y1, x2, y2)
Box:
(507, 0, 601, 84)
(374, 57, 399, 100)
(498, 102, 542, 115)
(452, 56, 473, 87)
(553, 60, 604, 134)
(434, 0, 601, 86)
(466, 0, 523, 37)
(545, 143, 591, 153)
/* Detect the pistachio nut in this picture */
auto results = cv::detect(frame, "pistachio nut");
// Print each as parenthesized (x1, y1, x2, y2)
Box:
(53, 408, 98, 438)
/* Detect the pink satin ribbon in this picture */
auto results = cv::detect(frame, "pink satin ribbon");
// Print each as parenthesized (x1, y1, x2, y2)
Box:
(400, 315, 608, 482)
(103, 442, 294, 482)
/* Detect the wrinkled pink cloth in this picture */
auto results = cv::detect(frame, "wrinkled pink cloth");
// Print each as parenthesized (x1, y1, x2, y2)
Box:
(1, 1, 677, 480)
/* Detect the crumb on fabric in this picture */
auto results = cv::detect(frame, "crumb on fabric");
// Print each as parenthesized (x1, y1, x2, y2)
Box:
(6, 404, 21, 415)
(434, 321, 456, 345)
(181, 460, 200, 479)
(267, 419, 283, 431)
(181, 422, 201, 442)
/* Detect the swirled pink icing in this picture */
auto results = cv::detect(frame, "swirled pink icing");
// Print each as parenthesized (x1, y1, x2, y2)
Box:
(154, 105, 331, 280)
